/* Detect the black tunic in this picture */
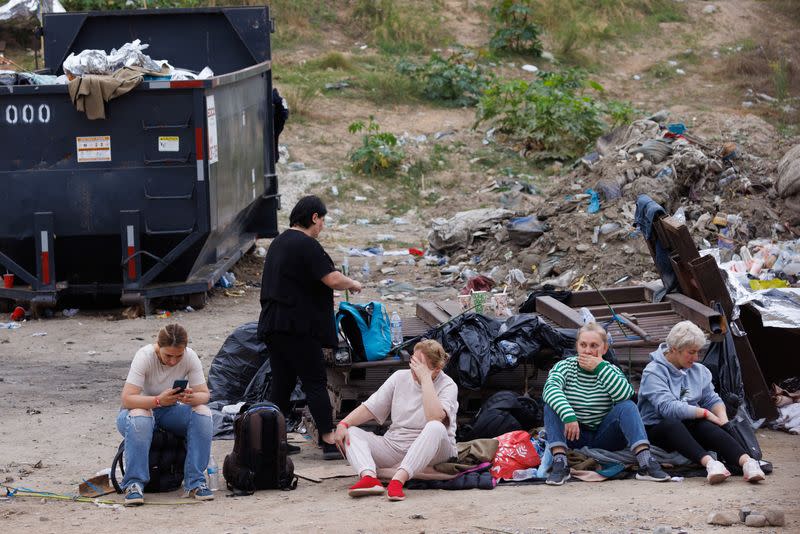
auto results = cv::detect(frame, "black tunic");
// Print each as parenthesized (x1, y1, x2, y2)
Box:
(257, 229, 337, 347)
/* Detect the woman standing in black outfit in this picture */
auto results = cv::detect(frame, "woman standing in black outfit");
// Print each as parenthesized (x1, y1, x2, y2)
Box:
(258, 195, 362, 459)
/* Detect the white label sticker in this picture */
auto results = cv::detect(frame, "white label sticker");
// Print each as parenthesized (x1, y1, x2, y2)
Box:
(158, 136, 180, 152)
(206, 95, 219, 164)
(76, 136, 111, 162)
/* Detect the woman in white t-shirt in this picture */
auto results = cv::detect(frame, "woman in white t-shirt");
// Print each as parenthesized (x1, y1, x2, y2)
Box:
(116, 324, 213, 506)
(334, 339, 458, 501)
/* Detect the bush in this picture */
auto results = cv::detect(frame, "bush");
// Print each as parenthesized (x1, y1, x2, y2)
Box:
(475, 69, 633, 158)
(351, 0, 450, 54)
(397, 52, 494, 107)
(348, 117, 405, 176)
(489, 0, 543, 56)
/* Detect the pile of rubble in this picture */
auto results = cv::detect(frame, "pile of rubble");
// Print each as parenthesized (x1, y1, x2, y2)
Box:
(426, 112, 800, 299)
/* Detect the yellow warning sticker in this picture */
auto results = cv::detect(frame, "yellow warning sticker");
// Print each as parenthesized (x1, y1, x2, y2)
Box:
(158, 136, 180, 152)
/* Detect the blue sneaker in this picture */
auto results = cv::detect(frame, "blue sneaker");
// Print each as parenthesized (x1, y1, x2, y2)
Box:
(187, 483, 214, 501)
(124, 483, 144, 506)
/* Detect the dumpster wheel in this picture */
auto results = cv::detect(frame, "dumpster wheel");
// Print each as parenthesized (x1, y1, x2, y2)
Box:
(187, 292, 208, 310)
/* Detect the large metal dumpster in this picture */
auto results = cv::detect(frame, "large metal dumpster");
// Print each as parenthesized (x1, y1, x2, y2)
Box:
(0, 7, 279, 312)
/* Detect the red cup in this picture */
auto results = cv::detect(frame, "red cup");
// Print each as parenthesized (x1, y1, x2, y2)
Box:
(2, 274, 13, 288)
(11, 306, 25, 322)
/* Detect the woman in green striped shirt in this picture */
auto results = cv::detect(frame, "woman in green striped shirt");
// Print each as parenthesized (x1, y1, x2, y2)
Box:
(542, 322, 669, 485)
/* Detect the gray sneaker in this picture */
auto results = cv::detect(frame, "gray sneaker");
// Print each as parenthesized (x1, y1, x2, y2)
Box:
(636, 458, 670, 482)
(124, 483, 144, 506)
(546, 459, 571, 486)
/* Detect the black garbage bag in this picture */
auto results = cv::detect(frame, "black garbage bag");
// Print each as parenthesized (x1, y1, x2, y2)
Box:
(518, 285, 571, 313)
(208, 322, 268, 403)
(702, 305, 746, 418)
(241, 357, 305, 406)
(428, 313, 502, 390)
(496, 314, 576, 365)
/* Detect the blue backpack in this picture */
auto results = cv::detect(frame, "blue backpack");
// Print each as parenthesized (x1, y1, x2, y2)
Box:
(336, 301, 391, 361)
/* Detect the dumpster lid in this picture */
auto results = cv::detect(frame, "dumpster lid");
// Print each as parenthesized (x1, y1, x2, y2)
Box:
(43, 7, 270, 76)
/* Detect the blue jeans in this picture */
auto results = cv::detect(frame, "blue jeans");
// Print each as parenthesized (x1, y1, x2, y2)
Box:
(544, 400, 650, 452)
(116, 404, 212, 491)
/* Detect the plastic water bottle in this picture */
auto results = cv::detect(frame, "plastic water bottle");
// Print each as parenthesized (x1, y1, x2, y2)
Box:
(206, 454, 220, 491)
(390, 310, 403, 346)
(511, 468, 538, 481)
(361, 258, 371, 279)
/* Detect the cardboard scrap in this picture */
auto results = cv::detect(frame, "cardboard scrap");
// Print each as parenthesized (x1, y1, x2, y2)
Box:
(294, 464, 356, 483)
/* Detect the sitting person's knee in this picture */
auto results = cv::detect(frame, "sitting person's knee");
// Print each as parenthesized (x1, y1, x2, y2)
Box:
(423, 420, 446, 433)
(129, 408, 153, 417)
(191, 404, 212, 417)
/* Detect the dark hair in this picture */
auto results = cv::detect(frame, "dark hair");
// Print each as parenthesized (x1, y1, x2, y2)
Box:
(157, 324, 188, 348)
(289, 195, 327, 228)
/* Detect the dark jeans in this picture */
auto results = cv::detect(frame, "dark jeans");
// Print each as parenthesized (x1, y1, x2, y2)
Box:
(646, 419, 746, 466)
(266, 332, 334, 442)
(544, 400, 649, 452)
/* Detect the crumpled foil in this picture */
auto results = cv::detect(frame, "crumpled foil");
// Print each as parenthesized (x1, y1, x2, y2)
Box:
(63, 39, 164, 77)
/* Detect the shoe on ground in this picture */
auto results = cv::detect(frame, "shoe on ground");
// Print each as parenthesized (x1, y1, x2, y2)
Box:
(387, 479, 406, 501)
(742, 458, 765, 483)
(123, 483, 144, 506)
(322, 442, 342, 461)
(186, 484, 214, 501)
(635, 458, 671, 482)
(287, 443, 301, 455)
(705, 459, 731, 485)
(348, 475, 385, 497)
(545, 460, 571, 486)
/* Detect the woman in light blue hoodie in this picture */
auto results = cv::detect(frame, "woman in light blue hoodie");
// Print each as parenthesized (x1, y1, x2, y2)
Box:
(638, 321, 765, 485)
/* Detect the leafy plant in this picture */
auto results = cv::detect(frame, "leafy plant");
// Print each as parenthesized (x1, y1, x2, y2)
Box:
(397, 52, 494, 107)
(475, 69, 631, 158)
(348, 117, 405, 176)
(489, 0, 543, 56)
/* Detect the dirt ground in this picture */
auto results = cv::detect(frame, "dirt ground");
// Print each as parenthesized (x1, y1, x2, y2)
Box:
(1, 282, 799, 533)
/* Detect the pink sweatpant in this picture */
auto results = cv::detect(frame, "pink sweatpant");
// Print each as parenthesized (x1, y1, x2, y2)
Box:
(345, 421, 457, 479)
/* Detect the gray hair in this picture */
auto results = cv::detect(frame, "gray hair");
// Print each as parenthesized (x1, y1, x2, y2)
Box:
(666, 321, 706, 351)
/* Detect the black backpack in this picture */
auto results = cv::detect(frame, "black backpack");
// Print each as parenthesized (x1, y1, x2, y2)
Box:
(111, 428, 186, 494)
(460, 391, 542, 441)
(223, 402, 298, 494)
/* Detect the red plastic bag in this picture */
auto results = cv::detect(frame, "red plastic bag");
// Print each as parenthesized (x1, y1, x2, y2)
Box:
(490, 430, 540, 479)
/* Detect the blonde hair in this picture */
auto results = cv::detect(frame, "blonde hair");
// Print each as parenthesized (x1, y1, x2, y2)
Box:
(413, 339, 449, 369)
(577, 322, 608, 347)
(666, 321, 706, 351)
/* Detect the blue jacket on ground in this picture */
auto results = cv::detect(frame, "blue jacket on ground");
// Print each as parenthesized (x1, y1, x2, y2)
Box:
(638, 343, 724, 425)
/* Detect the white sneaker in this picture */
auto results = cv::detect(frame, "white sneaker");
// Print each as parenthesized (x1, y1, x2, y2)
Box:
(706, 460, 730, 484)
(742, 459, 765, 483)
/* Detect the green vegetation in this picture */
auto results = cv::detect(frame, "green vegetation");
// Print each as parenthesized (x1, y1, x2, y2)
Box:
(351, 0, 451, 54)
(397, 52, 494, 107)
(348, 117, 405, 176)
(475, 69, 635, 159)
(530, 0, 686, 62)
(489, 0, 543, 56)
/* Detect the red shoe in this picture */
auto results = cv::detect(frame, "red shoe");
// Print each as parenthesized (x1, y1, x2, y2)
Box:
(348, 476, 385, 497)
(387, 479, 405, 501)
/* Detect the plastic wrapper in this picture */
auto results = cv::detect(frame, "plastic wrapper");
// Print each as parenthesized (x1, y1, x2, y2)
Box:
(108, 40, 163, 72)
(63, 49, 110, 76)
(490, 430, 540, 479)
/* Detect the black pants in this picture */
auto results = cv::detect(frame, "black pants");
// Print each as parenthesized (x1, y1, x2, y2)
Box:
(266, 332, 334, 442)
(646, 419, 746, 466)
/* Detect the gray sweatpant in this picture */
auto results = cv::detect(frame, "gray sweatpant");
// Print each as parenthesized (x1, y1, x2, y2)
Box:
(345, 421, 456, 479)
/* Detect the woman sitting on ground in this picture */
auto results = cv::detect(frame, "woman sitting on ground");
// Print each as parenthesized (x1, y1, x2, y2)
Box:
(117, 324, 214, 506)
(334, 339, 458, 501)
(638, 320, 765, 484)
(543, 322, 670, 485)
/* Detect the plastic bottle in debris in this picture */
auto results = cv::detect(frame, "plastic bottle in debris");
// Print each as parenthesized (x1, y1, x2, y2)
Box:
(390, 310, 403, 346)
(206, 454, 220, 491)
(511, 468, 538, 481)
(361, 258, 371, 279)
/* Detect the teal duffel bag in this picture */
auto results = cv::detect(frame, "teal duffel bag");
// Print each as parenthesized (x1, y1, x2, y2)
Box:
(335, 301, 391, 361)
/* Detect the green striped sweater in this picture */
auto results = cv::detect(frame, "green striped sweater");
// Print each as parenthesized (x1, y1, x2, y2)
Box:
(543, 357, 634, 429)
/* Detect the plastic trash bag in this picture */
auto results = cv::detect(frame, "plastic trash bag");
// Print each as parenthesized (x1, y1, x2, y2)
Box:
(490, 430, 540, 479)
(63, 49, 110, 76)
(208, 322, 268, 403)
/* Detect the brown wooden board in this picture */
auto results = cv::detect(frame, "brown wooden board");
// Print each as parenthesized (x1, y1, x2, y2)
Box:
(535, 296, 583, 327)
(566, 287, 647, 307)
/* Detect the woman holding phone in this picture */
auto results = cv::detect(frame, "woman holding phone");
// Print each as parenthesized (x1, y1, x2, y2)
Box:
(117, 323, 214, 506)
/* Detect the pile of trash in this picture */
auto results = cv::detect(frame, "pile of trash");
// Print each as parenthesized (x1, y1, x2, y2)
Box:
(0, 0, 64, 22)
(424, 112, 799, 299)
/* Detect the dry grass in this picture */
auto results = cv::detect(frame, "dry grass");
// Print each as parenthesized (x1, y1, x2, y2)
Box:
(721, 39, 799, 100)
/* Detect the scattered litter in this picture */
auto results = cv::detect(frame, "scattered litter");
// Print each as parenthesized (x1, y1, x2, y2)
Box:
(391, 217, 410, 225)
(375, 234, 396, 242)
(0, 322, 21, 329)
(31, 332, 47, 337)
(354, 196, 367, 202)
(521, 64, 539, 73)
(156, 311, 172, 319)
(287, 162, 306, 171)
(185, 306, 196, 313)
(217, 272, 236, 288)
(62, 308, 79, 318)
(224, 289, 246, 298)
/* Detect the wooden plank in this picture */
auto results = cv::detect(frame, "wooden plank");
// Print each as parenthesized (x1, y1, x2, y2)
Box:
(659, 216, 700, 262)
(438, 300, 462, 317)
(665, 293, 726, 335)
(566, 287, 647, 307)
(536, 296, 583, 327)
(585, 302, 673, 316)
(670, 254, 703, 301)
(416, 301, 450, 326)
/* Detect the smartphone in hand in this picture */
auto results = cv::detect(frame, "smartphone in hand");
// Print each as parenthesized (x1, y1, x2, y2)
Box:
(172, 379, 188, 393)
